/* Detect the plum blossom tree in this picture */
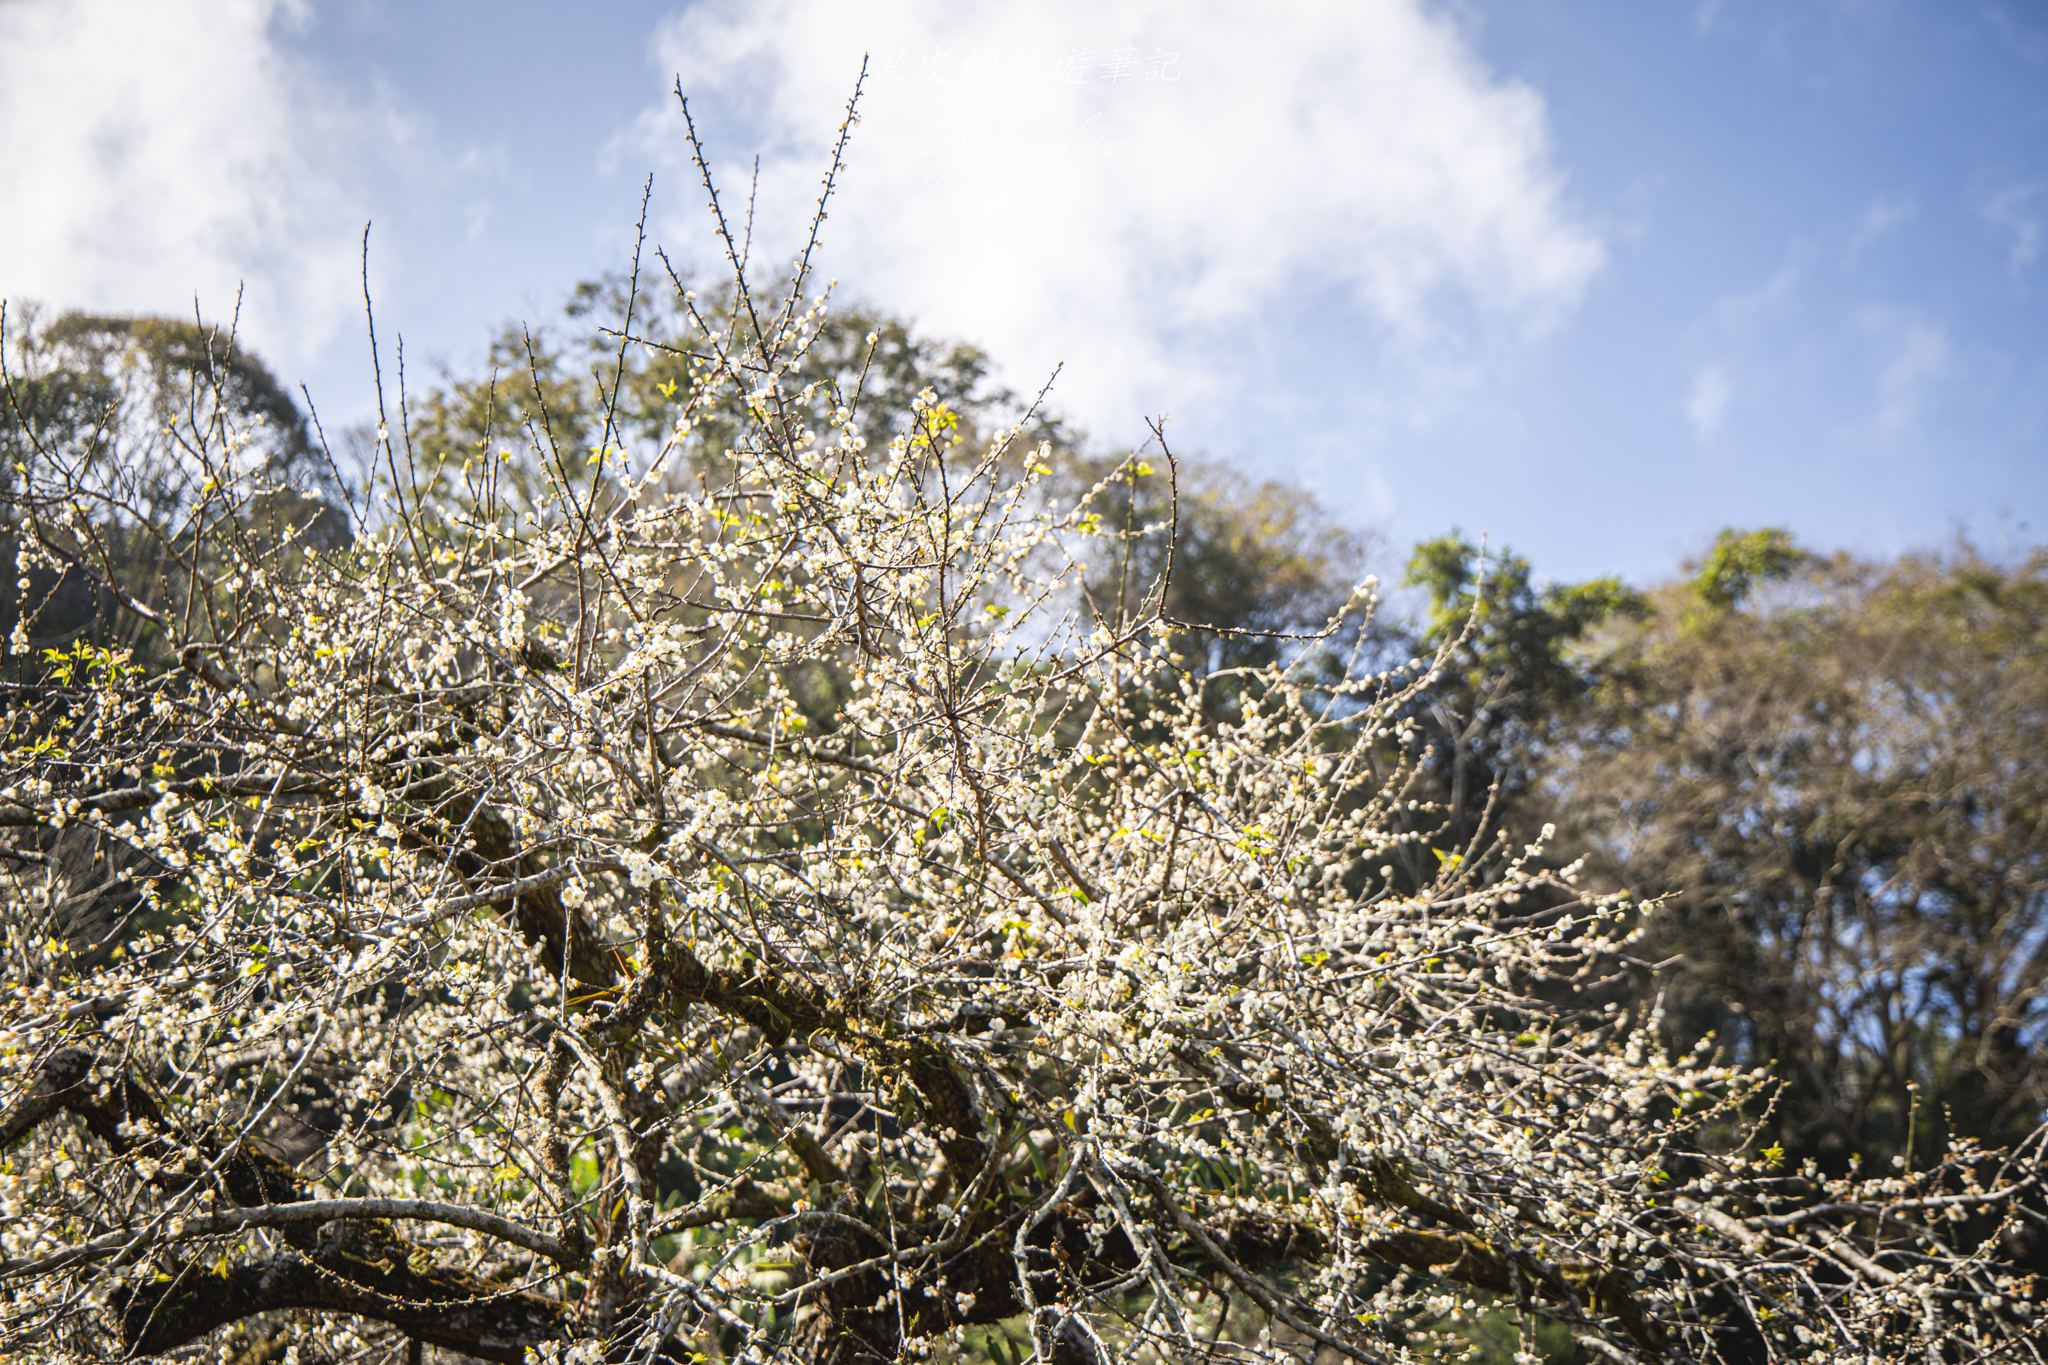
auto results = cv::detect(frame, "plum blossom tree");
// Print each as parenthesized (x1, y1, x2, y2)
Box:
(0, 86, 2041, 1365)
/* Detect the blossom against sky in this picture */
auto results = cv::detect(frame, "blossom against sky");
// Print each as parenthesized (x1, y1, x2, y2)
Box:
(2, 0, 2042, 581)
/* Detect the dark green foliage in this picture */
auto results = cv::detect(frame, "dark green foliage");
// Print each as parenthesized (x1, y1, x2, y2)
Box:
(1555, 540, 2048, 1167)
(1400, 533, 1646, 841)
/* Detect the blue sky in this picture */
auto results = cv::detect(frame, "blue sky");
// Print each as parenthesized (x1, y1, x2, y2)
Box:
(2, 0, 2042, 584)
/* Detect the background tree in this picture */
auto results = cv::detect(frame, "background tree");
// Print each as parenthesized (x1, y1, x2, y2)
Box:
(1076, 457, 1374, 684)
(1551, 534, 2048, 1168)
(402, 265, 1045, 522)
(1, 305, 347, 667)
(1390, 535, 1645, 891)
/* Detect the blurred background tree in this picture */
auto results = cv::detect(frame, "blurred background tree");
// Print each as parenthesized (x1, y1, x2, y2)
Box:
(1400, 533, 1647, 858)
(1396, 525, 2047, 1180)
(1551, 535, 2048, 1168)
(1, 307, 347, 667)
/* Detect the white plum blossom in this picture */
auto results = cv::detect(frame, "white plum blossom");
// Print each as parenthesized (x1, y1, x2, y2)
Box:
(0, 87, 2041, 1365)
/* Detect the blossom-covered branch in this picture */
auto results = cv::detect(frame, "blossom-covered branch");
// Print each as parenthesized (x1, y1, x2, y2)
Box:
(0, 83, 2040, 1365)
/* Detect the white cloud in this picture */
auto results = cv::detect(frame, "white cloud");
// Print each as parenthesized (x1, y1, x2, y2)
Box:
(0, 0, 402, 377)
(1685, 364, 1732, 442)
(634, 0, 1604, 442)
(1710, 243, 1808, 330)
(1861, 309, 1952, 440)
(1847, 197, 1913, 258)
(1982, 183, 2043, 274)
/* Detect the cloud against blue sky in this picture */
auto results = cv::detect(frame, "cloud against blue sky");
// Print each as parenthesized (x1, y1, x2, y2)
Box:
(0, 0, 378, 364)
(1, 0, 2041, 582)
(629, 0, 1603, 469)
